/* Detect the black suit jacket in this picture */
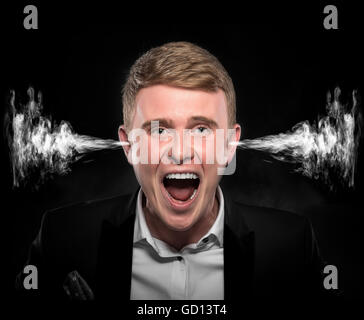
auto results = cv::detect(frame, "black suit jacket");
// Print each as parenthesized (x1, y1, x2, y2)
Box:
(17, 188, 326, 300)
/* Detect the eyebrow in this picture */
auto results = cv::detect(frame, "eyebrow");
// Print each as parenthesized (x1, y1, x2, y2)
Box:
(141, 116, 219, 130)
(141, 118, 174, 131)
(187, 116, 219, 129)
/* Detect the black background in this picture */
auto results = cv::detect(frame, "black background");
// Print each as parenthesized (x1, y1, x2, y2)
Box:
(1, 3, 363, 300)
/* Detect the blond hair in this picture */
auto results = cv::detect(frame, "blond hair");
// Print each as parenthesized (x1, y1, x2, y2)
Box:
(122, 41, 236, 131)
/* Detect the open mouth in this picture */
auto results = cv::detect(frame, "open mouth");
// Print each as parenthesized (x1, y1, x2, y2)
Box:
(161, 172, 200, 209)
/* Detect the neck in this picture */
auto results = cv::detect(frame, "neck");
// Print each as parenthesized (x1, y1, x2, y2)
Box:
(143, 193, 219, 251)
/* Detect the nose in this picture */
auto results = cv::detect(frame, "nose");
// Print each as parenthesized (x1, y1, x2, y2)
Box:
(168, 130, 194, 165)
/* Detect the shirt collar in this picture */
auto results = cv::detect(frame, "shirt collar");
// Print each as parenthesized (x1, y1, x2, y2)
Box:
(133, 186, 225, 248)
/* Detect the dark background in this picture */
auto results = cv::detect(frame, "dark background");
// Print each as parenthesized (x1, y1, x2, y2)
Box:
(1, 4, 363, 299)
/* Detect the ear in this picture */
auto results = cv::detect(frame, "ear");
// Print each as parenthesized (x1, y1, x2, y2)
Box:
(118, 125, 132, 164)
(226, 123, 241, 164)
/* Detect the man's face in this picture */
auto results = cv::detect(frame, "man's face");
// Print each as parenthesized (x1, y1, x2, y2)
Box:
(119, 85, 240, 231)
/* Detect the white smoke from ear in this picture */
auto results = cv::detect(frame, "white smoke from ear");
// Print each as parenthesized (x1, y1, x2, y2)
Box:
(6, 88, 127, 188)
(233, 88, 362, 189)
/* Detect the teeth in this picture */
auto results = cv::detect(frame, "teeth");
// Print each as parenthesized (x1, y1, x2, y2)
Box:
(165, 173, 199, 179)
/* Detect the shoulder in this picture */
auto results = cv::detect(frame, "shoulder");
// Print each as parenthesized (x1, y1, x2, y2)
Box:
(228, 197, 310, 242)
(233, 199, 307, 225)
(40, 192, 136, 233)
(36, 192, 137, 262)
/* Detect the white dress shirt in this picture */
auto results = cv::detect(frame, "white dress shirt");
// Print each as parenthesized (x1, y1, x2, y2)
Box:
(130, 186, 225, 300)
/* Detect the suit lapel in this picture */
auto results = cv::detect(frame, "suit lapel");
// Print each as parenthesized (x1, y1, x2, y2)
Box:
(95, 190, 138, 300)
(223, 191, 255, 300)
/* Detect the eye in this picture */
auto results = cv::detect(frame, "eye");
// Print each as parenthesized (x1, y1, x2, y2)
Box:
(192, 126, 211, 136)
(151, 127, 171, 137)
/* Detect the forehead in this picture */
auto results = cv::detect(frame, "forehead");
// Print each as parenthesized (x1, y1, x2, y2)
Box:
(133, 85, 228, 126)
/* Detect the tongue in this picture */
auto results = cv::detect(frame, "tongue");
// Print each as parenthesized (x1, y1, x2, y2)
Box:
(164, 179, 196, 201)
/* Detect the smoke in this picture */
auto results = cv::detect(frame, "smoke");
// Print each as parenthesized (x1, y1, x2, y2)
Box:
(234, 87, 362, 189)
(4, 87, 362, 190)
(5, 88, 127, 188)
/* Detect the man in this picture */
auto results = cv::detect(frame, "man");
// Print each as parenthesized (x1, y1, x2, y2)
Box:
(17, 41, 325, 300)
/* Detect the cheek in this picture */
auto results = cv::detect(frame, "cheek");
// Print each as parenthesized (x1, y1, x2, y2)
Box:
(148, 135, 157, 164)
(134, 164, 158, 187)
(191, 136, 215, 164)
(215, 131, 229, 165)
(204, 164, 221, 182)
(196, 135, 227, 166)
(201, 161, 221, 195)
(128, 133, 150, 165)
(204, 136, 217, 164)
(149, 134, 174, 164)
